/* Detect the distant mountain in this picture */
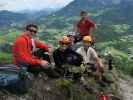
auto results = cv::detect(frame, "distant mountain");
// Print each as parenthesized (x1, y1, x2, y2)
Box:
(54, 0, 132, 16)
(0, 0, 133, 27)
(95, 0, 133, 24)
(54, 0, 133, 25)
(33, 9, 58, 19)
(0, 9, 57, 27)
(20, 8, 58, 19)
(55, 0, 122, 17)
(0, 10, 28, 27)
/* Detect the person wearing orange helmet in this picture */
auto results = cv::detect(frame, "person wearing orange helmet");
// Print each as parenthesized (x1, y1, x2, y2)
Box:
(53, 36, 83, 76)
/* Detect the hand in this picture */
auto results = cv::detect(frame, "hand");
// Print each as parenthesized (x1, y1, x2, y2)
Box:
(95, 70, 101, 80)
(40, 60, 49, 69)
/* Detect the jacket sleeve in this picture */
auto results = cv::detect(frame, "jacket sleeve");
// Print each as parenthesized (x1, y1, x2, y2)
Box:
(16, 38, 41, 66)
(35, 40, 49, 52)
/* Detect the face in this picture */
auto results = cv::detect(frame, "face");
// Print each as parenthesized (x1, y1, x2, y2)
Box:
(27, 27, 38, 37)
(83, 41, 91, 49)
(60, 42, 69, 51)
(80, 13, 88, 19)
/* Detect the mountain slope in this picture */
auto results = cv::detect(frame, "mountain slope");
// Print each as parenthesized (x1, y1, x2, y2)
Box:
(55, 0, 122, 17)
(0, 9, 57, 27)
(95, 1, 133, 24)
(54, 0, 133, 25)
(0, 10, 28, 27)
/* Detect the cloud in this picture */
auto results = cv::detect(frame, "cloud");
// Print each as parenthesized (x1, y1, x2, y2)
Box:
(0, 0, 73, 11)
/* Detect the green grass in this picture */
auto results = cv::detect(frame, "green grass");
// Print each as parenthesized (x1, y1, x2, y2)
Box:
(0, 52, 12, 64)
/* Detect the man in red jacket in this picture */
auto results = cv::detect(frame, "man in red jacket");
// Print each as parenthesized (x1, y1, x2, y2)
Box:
(74, 11, 96, 43)
(12, 24, 59, 77)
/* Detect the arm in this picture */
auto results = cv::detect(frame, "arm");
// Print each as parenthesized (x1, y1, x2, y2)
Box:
(35, 40, 49, 52)
(90, 48, 103, 71)
(95, 57, 103, 72)
(75, 21, 81, 36)
(88, 18, 96, 29)
(88, 19, 97, 35)
(53, 50, 62, 68)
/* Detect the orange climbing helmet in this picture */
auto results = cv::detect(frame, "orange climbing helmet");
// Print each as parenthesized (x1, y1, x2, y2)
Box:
(59, 36, 71, 44)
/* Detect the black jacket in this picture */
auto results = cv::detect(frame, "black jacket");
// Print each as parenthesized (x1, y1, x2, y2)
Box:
(53, 48, 83, 68)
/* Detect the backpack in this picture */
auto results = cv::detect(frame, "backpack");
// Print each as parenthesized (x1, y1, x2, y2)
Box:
(0, 65, 33, 94)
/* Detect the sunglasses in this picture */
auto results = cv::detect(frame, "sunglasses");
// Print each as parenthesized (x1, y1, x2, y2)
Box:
(28, 29, 37, 33)
(60, 42, 70, 45)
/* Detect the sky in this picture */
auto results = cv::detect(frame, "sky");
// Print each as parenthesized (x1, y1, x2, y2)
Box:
(0, 0, 73, 11)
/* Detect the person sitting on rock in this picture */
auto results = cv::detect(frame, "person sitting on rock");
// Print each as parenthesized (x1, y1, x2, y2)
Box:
(53, 36, 83, 77)
(76, 36, 110, 87)
(12, 24, 59, 78)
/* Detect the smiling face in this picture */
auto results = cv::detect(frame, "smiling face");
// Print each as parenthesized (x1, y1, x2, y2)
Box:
(26, 24, 38, 37)
(27, 27, 38, 36)
(83, 41, 91, 49)
(59, 42, 69, 51)
(80, 11, 88, 19)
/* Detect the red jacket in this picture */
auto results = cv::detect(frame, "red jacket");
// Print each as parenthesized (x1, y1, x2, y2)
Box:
(12, 33, 49, 67)
(98, 95, 109, 100)
(77, 18, 96, 36)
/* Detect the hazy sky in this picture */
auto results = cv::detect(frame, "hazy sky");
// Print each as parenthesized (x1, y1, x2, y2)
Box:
(0, 0, 73, 11)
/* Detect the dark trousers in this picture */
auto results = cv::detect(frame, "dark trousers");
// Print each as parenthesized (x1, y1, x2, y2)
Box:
(28, 64, 58, 77)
